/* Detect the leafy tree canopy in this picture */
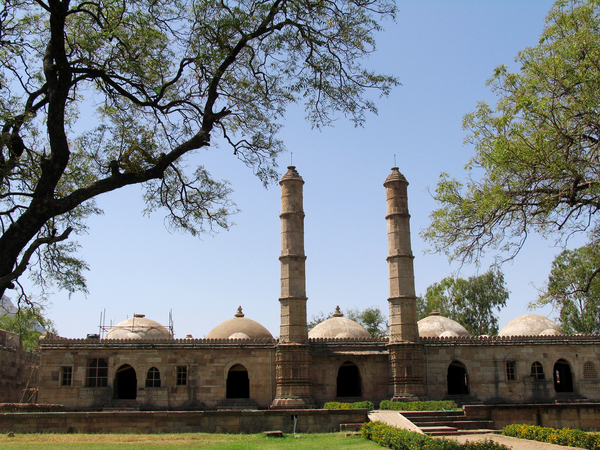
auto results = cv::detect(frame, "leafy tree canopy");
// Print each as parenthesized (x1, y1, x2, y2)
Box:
(422, 0, 600, 267)
(0, 296, 56, 351)
(533, 243, 600, 333)
(0, 0, 398, 303)
(417, 269, 509, 335)
(308, 305, 388, 338)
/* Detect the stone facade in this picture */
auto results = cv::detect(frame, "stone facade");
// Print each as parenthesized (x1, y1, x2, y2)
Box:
(38, 339, 276, 410)
(30, 167, 600, 413)
(422, 335, 600, 404)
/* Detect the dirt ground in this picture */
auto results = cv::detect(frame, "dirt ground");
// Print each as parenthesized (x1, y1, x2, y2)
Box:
(449, 434, 582, 450)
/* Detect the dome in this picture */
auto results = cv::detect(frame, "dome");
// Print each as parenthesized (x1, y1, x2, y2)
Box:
(206, 307, 274, 340)
(498, 314, 560, 336)
(418, 311, 471, 338)
(105, 314, 172, 340)
(308, 306, 371, 339)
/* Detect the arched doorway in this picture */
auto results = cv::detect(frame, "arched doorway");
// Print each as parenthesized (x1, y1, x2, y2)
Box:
(447, 361, 469, 395)
(226, 364, 249, 398)
(554, 359, 573, 393)
(337, 361, 362, 397)
(114, 364, 137, 399)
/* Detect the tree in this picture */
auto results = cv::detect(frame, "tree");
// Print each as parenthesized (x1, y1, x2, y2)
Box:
(0, 0, 398, 303)
(417, 269, 509, 335)
(0, 296, 56, 351)
(308, 305, 388, 338)
(346, 306, 388, 338)
(422, 0, 600, 269)
(533, 243, 600, 334)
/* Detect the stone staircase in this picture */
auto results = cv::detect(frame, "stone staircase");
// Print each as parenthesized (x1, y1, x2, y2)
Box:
(103, 399, 140, 411)
(216, 398, 259, 410)
(368, 410, 500, 437)
(398, 411, 499, 436)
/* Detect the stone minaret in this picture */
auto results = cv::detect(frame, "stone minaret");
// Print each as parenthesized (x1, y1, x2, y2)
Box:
(271, 166, 314, 408)
(384, 167, 425, 400)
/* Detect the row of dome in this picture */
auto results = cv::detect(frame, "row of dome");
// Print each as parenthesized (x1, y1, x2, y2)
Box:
(103, 307, 562, 340)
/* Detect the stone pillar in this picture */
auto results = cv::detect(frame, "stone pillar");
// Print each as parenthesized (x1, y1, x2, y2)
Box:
(384, 167, 425, 400)
(271, 166, 314, 408)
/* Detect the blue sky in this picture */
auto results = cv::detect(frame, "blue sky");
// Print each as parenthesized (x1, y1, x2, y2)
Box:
(23, 0, 575, 338)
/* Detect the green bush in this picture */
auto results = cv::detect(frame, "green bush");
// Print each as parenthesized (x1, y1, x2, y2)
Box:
(323, 400, 374, 410)
(379, 400, 459, 411)
(362, 421, 510, 450)
(503, 424, 600, 450)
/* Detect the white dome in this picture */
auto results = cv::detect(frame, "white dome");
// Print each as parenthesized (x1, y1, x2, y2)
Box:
(206, 307, 273, 340)
(105, 315, 172, 340)
(418, 312, 470, 338)
(308, 307, 371, 339)
(498, 314, 560, 336)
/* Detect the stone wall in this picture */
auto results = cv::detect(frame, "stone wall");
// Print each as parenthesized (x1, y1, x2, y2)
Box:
(465, 403, 600, 430)
(0, 409, 369, 434)
(38, 338, 277, 410)
(310, 338, 389, 406)
(423, 335, 600, 403)
(0, 330, 38, 403)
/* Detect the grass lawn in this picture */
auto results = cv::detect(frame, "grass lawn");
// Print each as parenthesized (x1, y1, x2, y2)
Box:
(0, 432, 382, 449)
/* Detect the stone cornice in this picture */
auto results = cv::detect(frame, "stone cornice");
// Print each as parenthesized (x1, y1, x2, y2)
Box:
(421, 334, 600, 346)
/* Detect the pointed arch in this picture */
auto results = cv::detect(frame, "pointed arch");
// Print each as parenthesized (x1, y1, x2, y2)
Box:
(554, 359, 573, 393)
(226, 364, 249, 399)
(146, 367, 161, 388)
(447, 360, 469, 395)
(336, 361, 362, 397)
(114, 364, 137, 399)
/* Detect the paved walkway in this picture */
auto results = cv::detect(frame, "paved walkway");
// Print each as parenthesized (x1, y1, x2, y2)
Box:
(449, 434, 582, 450)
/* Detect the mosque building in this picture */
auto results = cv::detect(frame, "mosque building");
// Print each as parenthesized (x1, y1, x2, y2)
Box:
(34, 167, 600, 410)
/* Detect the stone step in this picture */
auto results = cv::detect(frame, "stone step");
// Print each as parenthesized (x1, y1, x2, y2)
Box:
(340, 423, 363, 432)
(420, 426, 458, 434)
(426, 429, 501, 437)
(415, 420, 495, 430)
(400, 410, 465, 418)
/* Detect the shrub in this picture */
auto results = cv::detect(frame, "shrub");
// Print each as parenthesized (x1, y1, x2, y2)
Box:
(362, 421, 509, 450)
(379, 400, 459, 411)
(323, 400, 374, 410)
(503, 424, 600, 450)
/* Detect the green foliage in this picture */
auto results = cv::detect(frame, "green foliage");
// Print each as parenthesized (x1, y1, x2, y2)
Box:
(0, 301, 56, 351)
(417, 269, 508, 335)
(533, 243, 600, 334)
(503, 424, 600, 449)
(308, 306, 388, 338)
(346, 307, 389, 339)
(378, 400, 459, 411)
(422, 0, 600, 266)
(323, 401, 374, 410)
(0, 0, 398, 301)
(362, 421, 510, 450)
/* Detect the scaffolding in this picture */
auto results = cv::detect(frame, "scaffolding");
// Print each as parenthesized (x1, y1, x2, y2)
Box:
(96, 309, 174, 339)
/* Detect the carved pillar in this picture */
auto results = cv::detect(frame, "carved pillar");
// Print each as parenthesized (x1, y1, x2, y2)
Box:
(384, 167, 425, 400)
(271, 166, 314, 408)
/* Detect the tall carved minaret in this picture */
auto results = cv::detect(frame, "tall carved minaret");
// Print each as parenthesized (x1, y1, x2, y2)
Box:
(384, 167, 425, 400)
(271, 166, 314, 408)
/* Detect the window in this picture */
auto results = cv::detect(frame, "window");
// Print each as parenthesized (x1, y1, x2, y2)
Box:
(176, 366, 187, 386)
(146, 367, 161, 388)
(86, 358, 108, 387)
(61, 366, 73, 386)
(531, 361, 544, 380)
(584, 361, 598, 379)
(505, 361, 516, 381)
